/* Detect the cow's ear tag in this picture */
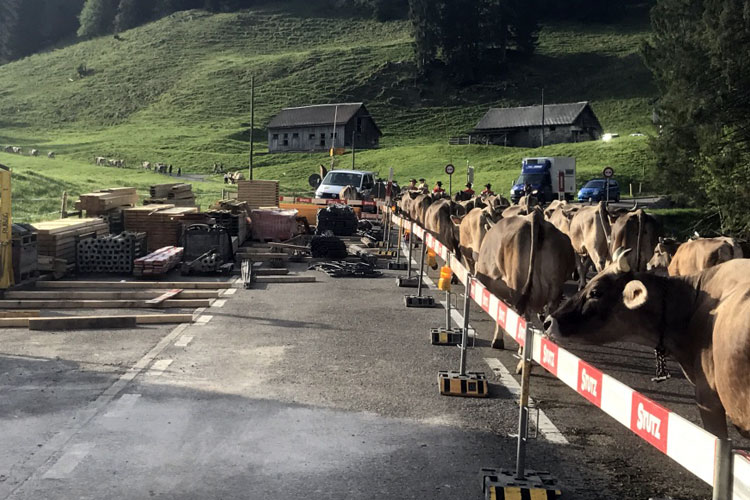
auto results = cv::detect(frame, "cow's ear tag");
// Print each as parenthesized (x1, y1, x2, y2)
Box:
(623, 280, 648, 309)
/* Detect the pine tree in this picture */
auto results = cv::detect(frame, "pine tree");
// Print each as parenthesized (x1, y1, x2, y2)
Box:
(408, 0, 441, 74)
(78, 0, 118, 38)
(506, 0, 539, 56)
(114, 0, 151, 32)
(0, 0, 22, 62)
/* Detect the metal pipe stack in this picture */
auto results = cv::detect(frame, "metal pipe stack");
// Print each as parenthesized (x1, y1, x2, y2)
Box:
(76, 232, 146, 274)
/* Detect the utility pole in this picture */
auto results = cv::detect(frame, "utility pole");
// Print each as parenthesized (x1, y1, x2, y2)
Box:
(249, 75, 255, 181)
(540, 88, 545, 148)
(330, 105, 339, 171)
(351, 129, 356, 170)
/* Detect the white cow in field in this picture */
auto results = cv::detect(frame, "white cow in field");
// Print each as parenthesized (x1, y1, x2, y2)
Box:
(11, 147, 22, 154)
(142, 161, 152, 170)
(47, 151, 55, 159)
(30, 149, 39, 156)
(95, 156, 107, 166)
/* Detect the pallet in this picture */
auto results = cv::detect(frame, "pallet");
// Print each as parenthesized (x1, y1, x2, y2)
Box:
(237, 180, 280, 209)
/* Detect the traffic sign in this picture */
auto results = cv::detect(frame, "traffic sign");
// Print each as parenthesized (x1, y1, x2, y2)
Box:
(445, 164, 455, 175)
(603, 167, 615, 178)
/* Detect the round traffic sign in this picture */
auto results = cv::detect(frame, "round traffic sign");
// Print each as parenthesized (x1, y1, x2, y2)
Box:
(603, 167, 615, 178)
(445, 164, 455, 175)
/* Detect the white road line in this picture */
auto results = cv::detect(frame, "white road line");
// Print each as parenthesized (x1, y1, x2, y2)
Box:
(485, 358, 569, 445)
(174, 335, 193, 347)
(103, 394, 141, 418)
(212, 299, 227, 308)
(400, 245, 568, 445)
(194, 314, 213, 325)
(223, 288, 237, 296)
(42, 443, 92, 479)
(147, 359, 173, 377)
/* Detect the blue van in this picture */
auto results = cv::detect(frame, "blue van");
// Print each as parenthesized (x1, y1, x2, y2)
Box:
(577, 179, 620, 202)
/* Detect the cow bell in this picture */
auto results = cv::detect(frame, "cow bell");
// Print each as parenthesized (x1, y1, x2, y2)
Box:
(427, 249, 437, 268)
(438, 265, 452, 292)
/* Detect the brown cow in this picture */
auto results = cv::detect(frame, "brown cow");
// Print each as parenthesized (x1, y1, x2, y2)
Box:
(547, 251, 750, 439)
(610, 209, 660, 272)
(423, 199, 461, 265)
(339, 185, 359, 201)
(568, 202, 613, 288)
(544, 200, 578, 235)
(409, 193, 433, 226)
(648, 237, 743, 276)
(476, 209, 576, 349)
(451, 205, 504, 274)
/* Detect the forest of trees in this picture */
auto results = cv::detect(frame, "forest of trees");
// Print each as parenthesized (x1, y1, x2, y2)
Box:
(643, 0, 750, 235)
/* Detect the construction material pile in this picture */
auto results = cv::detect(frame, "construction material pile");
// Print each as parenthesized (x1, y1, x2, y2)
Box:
(206, 210, 247, 243)
(316, 204, 358, 236)
(123, 205, 198, 251)
(237, 180, 279, 209)
(32, 218, 109, 271)
(145, 183, 196, 207)
(133, 246, 184, 276)
(76, 232, 146, 273)
(250, 209, 297, 241)
(74, 187, 138, 215)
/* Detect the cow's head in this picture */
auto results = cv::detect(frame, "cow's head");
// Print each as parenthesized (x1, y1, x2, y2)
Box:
(545, 248, 663, 345)
(647, 237, 678, 272)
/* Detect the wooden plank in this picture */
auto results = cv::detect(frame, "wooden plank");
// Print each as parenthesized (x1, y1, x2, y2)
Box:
(235, 252, 289, 261)
(34, 281, 232, 289)
(0, 299, 211, 309)
(0, 314, 193, 328)
(254, 268, 289, 276)
(145, 289, 183, 305)
(5, 291, 219, 300)
(0, 310, 40, 318)
(254, 276, 316, 284)
(29, 316, 138, 330)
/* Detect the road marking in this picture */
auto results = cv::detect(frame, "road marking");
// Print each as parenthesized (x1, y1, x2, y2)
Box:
(0, 321, 192, 498)
(103, 394, 141, 418)
(42, 443, 92, 479)
(212, 299, 227, 308)
(174, 335, 193, 347)
(400, 245, 568, 445)
(223, 288, 237, 296)
(195, 314, 213, 325)
(148, 359, 173, 377)
(485, 358, 569, 445)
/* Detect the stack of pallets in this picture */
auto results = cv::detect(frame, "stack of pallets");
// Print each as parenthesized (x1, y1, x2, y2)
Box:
(76, 232, 147, 273)
(74, 188, 138, 215)
(237, 180, 279, 209)
(32, 218, 109, 270)
(123, 205, 198, 251)
(133, 246, 184, 276)
(145, 183, 196, 207)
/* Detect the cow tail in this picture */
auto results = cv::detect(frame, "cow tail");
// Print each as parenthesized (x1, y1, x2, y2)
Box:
(517, 210, 540, 316)
(597, 202, 612, 262)
(635, 210, 643, 272)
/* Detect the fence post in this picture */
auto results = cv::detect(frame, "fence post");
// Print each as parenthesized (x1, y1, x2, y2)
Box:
(515, 324, 534, 480)
(713, 438, 733, 500)
(60, 191, 68, 219)
(458, 278, 471, 376)
(407, 221, 414, 278)
(416, 237, 427, 297)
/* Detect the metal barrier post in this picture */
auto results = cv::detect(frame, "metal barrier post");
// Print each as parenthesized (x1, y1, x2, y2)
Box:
(416, 240, 427, 297)
(515, 324, 534, 480)
(445, 291, 451, 330)
(713, 439, 733, 500)
(459, 278, 471, 376)
(394, 221, 403, 264)
(407, 222, 414, 278)
(384, 210, 392, 251)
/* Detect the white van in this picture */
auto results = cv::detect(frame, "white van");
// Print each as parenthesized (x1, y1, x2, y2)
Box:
(314, 169, 376, 199)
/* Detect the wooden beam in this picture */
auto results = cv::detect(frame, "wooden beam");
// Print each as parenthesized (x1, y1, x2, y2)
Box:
(0, 314, 194, 329)
(4, 291, 220, 300)
(29, 316, 138, 330)
(145, 289, 183, 305)
(254, 276, 316, 284)
(34, 281, 231, 290)
(254, 268, 289, 276)
(0, 299, 211, 309)
(0, 310, 40, 318)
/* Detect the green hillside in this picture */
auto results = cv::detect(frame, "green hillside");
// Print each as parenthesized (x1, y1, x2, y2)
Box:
(0, 2, 657, 221)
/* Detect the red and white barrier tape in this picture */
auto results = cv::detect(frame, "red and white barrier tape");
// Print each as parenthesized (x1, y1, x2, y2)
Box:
(280, 196, 377, 207)
(393, 214, 725, 488)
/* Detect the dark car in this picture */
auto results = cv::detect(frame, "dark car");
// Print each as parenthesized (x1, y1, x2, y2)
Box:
(577, 179, 620, 202)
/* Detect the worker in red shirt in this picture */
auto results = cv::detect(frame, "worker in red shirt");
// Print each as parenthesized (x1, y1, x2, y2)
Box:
(463, 183, 475, 197)
(481, 183, 495, 196)
(433, 181, 445, 195)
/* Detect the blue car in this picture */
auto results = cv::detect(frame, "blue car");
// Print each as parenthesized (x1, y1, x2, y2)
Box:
(577, 179, 620, 203)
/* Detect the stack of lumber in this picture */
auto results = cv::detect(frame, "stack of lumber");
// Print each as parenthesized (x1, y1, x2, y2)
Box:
(210, 199, 250, 216)
(133, 246, 184, 276)
(32, 218, 109, 268)
(205, 210, 247, 243)
(237, 180, 279, 209)
(74, 188, 138, 216)
(123, 205, 198, 251)
(77, 232, 146, 273)
(145, 183, 196, 207)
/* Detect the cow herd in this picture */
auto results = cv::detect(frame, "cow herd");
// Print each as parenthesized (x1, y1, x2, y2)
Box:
(2, 146, 55, 158)
(95, 156, 125, 167)
(396, 189, 750, 440)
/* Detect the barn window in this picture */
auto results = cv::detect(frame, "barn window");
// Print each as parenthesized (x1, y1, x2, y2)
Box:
(284, 133, 288, 139)
(330, 133, 338, 138)
(283, 139, 289, 146)
(292, 133, 299, 138)
(549, 126, 556, 131)
(272, 134, 279, 140)
(309, 134, 315, 140)
(320, 134, 326, 146)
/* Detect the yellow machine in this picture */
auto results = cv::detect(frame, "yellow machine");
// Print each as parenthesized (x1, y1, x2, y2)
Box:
(0, 165, 13, 289)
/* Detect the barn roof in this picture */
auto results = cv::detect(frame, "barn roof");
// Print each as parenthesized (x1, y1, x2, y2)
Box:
(473, 102, 598, 130)
(268, 103, 380, 134)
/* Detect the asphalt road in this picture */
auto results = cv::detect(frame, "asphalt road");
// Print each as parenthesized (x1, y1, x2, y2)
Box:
(0, 259, 742, 499)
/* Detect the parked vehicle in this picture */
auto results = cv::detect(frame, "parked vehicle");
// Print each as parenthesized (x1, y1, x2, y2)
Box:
(314, 169, 376, 199)
(577, 178, 620, 202)
(510, 157, 576, 204)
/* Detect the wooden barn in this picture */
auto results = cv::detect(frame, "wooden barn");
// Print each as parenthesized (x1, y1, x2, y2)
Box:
(267, 103, 382, 153)
(470, 101, 603, 148)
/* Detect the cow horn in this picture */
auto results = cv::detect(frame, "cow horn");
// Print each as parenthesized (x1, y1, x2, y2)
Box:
(613, 247, 632, 272)
(629, 201, 639, 212)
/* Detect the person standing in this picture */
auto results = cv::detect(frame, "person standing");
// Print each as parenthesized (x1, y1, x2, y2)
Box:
(433, 181, 445, 195)
(177, 167, 182, 176)
(481, 183, 494, 196)
(463, 182, 475, 197)
(417, 178, 428, 191)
